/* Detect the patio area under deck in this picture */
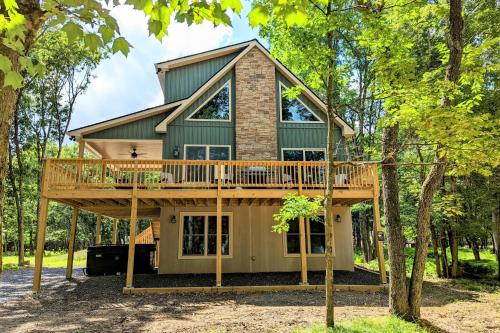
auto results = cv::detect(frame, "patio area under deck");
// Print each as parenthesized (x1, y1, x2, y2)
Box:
(33, 156, 387, 295)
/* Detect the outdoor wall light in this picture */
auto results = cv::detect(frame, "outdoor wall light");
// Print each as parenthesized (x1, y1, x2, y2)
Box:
(173, 145, 180, 159)
(335, 214, 341, 223)
(170, 215, 177, 224)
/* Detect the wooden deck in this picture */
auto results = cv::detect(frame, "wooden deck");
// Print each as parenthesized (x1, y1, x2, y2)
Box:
(33, 156, 385, 294)
(43, 158, 377, 218)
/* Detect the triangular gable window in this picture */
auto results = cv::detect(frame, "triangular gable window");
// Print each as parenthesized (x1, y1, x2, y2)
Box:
(187, 81, 230, 121)
(280, 82, 321, 122)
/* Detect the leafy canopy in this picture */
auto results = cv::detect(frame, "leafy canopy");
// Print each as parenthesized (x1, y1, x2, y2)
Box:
(0, 0, 243, 89)
(273, 194, 323, 233)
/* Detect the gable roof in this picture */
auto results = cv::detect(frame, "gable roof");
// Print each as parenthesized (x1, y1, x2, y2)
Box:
(154, 39, 354, 138)
(67, 100, 184, 139)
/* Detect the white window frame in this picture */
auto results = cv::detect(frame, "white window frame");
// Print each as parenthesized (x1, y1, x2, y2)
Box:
(186, 79, 232, 122)
(279, 81, 324, 124)
(178, 212, 234, 259)
(283, 216, 325, 258)
(281, 148, 327, 161)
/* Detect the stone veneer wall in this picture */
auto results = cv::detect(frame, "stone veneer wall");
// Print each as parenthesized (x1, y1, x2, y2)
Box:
(235, 47, 277, 160)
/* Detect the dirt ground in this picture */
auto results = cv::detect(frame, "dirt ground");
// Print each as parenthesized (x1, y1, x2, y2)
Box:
(0, 268, 499, 333)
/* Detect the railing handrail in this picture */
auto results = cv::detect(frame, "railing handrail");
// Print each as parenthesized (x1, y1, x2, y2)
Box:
(46, 158, 377, 166)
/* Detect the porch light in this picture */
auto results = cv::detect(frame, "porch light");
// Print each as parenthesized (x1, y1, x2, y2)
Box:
(170, 215, 177, 224)
(173, 145, 180, 159)
(335, 214, 341, 223)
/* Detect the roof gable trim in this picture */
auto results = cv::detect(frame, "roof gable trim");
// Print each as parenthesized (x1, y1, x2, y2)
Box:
(68, 100, 185, 139)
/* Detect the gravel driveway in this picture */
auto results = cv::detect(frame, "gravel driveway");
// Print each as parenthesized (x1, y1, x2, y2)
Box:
(0, 267, 85, 302)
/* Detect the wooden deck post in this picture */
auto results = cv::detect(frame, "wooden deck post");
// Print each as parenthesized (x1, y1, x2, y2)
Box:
(372, 165, 387, 284)
(95, 213, 102, 245)
(297, 164, 308, 284)
(33, 160, 51, 294)
(216, 161, 222, 287)
(65, 139, 85, 279)
(112, 219, 118, 245)
(299, 217, 308, 284)
(126, 198, 138, 288)
(126, 161, 139, 288)
(66, 207, 78, 279)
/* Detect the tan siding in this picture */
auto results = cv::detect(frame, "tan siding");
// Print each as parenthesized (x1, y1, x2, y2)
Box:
(158, 205, 354, 274)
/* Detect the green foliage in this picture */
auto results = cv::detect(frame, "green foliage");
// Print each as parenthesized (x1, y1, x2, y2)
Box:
(273, 194, 323, 233)
(1, 0, 243, 88)
(294, 316, 428, 333)
(355, 247, 499, 282)
(359, 0, 499, 176)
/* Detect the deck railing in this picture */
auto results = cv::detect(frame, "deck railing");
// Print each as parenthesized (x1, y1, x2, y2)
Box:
(44, 159, 375, 191)
(136, 226, 154, 244)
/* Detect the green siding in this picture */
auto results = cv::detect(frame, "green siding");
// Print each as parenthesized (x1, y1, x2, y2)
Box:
(163, 70, 235, 159)
(276, 71, 346, 160)
(83, 111, 171, 140)
(164, 52, 240, 104)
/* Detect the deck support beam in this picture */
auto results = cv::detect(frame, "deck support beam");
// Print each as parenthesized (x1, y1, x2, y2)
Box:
(112, 219, 118, 244)
(33, 196, 49, 294)
(216, 162, 222, 287)
(126, 197, 138, 288)
(66, 207, 79, 279)
(95, 213, 102, 245)
(126, 162, 139, 288)
(299, 216, 308, 284)
(372, 165, 387, 284)
(297, 165, 308, 284)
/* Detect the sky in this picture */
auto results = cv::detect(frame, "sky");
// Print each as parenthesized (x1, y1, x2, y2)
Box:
(71, 1, 263, 131)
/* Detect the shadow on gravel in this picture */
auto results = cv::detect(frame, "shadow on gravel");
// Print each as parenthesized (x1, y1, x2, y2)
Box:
(0, 268, 484, 333)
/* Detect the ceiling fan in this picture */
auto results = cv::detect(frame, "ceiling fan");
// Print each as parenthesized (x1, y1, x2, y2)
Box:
(118, 147, 147, 159)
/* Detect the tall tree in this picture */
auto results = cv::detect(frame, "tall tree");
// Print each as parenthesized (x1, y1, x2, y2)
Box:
(361, 0, 498, 320)
(250, 0, 374, 326)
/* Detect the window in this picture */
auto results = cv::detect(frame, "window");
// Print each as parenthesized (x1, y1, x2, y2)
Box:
(184, 145, 231, 182)
(184, 145, 231, 161)
(282, 148, 326, 162)
(279, 82, 322, 122)
(179, 213, 232, 258)
(187, 81, 231, 121)
(284, 216, 325, 256)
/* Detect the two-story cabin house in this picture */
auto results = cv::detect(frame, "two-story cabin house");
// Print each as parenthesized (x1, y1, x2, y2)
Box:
(32, 40, 385, 294)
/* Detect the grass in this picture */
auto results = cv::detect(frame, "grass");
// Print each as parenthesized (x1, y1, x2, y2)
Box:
(2, 250, 87, 270)
(354, 247, 498, 279)
(294, 316, 428, 333)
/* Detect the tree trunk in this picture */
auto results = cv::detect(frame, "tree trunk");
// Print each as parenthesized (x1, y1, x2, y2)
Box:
(408, 0, 463, 319)
(471, 239, 481, 261)
(0, 0, 46, 273)
(440, 228, 450, 278)
(360, 210, 372, 262)
(0, 76, 19, 274)
(408, 152, 447, 318)
(323, 15, 337, 326)
(381, 123, 409, 318)
(430, 223, 442, 278)
(448, 226, 460, 277)
(492, 204, 500, 280)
